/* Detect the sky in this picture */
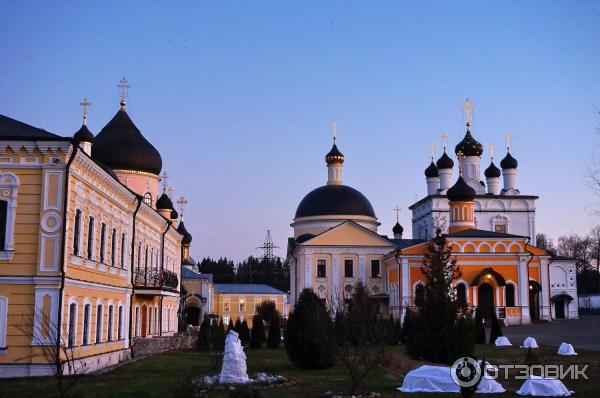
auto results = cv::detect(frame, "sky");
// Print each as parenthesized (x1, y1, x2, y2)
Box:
(1, 1, 599, 261)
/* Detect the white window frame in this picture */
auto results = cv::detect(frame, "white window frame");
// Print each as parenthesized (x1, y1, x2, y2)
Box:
(0, 173, 19, 260)
(0, 296, 7, 353)
(82, 299, 92, 346)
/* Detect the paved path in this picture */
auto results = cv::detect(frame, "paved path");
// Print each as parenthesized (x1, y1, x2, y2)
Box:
(502, 315, 600, 351)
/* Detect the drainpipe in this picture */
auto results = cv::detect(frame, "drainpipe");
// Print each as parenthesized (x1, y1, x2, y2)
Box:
(128, 197, 142, 349)
(159, 219, 169, 336)
(56, 142, 78, 373)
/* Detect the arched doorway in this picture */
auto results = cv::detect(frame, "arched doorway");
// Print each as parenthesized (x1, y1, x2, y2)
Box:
(185, 306, 200, 326)
(554, 299, 565, 319)
(141, 305, 148, 338)
(478, 283, 494, 319)
(529, 281, 541, 321)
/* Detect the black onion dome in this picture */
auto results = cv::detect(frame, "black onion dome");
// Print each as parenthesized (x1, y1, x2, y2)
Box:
(92, 109, 162, 175)
(424, 161, 439, 178)
(170, 208, 178, 220)
(393, 222, 403, 235)
(455, 126, 483, 157)
(325, 143, 344, 164)
(156, 192, 174, 210)
(447, 176, 476, 202)
(74, 124, 94, 143)
(177, 221, 192, 245)
(500, 151, 518, 169)
(484, 161, 501, 178)
(436, 151, 454, 169)
(295, 185, 376, 218)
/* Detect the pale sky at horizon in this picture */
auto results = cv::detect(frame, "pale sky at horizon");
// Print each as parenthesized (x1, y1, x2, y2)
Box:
(1, 1, 599, 261)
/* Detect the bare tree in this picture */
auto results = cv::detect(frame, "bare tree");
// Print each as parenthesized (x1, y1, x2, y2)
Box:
(557, 234, 592, 273)
(333, 282, 389, 395)
(12, 310, 87, 397)
(535, 233, 555, 253)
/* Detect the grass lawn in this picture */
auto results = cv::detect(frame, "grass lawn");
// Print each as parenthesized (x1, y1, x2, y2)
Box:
(1, 345, 598, 397)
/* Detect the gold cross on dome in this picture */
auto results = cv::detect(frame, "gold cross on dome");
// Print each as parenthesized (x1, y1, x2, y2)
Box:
(160, 171, 169, 191)
(177, 196, 188, 219)
(504, 132, 512, 150)
(489, 144, 496, 160)
(441, 132, 448, 149)
(117, 77, 130, 109)
(429, 143, 435, 159)
(462, 98, 473, 125)
(331, 120, 337, 143)
(394, 206, 401, 222)
(79, 97, 91, 125)
(167, 185, 174, 198)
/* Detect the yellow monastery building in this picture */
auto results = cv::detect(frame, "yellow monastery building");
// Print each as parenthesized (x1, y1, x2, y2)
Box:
(287, 103, 578, 326)
(0, 90, 189, 377)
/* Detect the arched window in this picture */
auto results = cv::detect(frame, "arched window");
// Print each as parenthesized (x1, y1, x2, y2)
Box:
(87, 217, 95, 260)
(68, 303, 77, 347)
(143, 192, 152, 206)
(107, 305, 114, 341)
(120, 234, 126, 269)
(82, 304, 90, 345)
(506, 284, 516, 307)
(73, 210, 82, 255)
(111, 229, 117, 266)
(455, 283, 467, 305)
(154, 306, 158, 333)
(415, 283, 425, 307)
(118, 306, 123, 340)
(149, 308, 153, 335)
(95, 304, 103, 343)
(135, 307, 140, 337)
(99, 223, 107, 263)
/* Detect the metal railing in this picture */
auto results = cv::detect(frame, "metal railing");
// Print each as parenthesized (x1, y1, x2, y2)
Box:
(133, 268, 178, 290)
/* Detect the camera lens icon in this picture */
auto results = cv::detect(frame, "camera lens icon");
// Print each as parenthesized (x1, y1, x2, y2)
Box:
(451, 357, 482, 388)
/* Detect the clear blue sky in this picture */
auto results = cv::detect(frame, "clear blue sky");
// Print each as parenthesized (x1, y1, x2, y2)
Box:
(1, 1, 599, 261)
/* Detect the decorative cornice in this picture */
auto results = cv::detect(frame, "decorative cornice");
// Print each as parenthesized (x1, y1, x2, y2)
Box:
(113, 169, 160, 180)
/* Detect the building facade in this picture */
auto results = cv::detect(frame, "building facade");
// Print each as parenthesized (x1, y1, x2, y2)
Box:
(287, 104, 578, 325)
(0, 92, 189, 377)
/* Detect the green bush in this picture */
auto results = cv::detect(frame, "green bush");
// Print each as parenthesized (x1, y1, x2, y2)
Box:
(267, 315, 281, 348)
(250, 314, 266, 349)
(196, 318, 210, 351)
(285, 288, 336, 369)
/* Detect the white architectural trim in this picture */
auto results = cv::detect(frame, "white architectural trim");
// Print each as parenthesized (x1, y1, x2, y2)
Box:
(0, 296, 7, 351)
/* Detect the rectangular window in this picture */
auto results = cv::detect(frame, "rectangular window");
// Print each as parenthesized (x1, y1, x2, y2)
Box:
(111, 229, 116, 266)
(83, 304, 90, 345)
(134, 307, 139, 337)
(121, 234, 126, 269)
(73, 210, 81, 255)
(494, 224, 507, 234)
(223, 316, 230, 326)
(317, 259, 327, 278)
(371, 259, 381, 278)
(223, 300, 230, 312)
(107, 306, 114, 341)
(87, 217, 95, 259)
(148, 308, 152, 335)
(344, 260, 354, 278)
(0, 200, 7, 251)
(99, 223, 107, 263)
(137, 242, 142, 269)
(239, 298, 245, 313)
(118, 307, 123, 340)
(95, 305, 103, 343)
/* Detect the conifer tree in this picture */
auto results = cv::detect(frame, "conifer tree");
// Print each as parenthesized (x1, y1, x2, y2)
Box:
(234, 318, 242, 334)
(249, 314, 266, 349)
(285, 288, 335, 369)
(489, 313, 503, 344)
(196, 318, 210, 351)
(405, 229, 477, 363)
(474, 308, 486, 344)
(240, 320, 250, 346)
(227, 319, 235, 333)
(267, 314, 281, 348)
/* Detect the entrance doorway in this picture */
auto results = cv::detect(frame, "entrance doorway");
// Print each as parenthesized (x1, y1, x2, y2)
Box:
(529, 281, 541, 321)
(478, 283, 494, 319)
(141, 305, 148, 338)
(185, 306, 200, 326)
(555, 299, 565, 319)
